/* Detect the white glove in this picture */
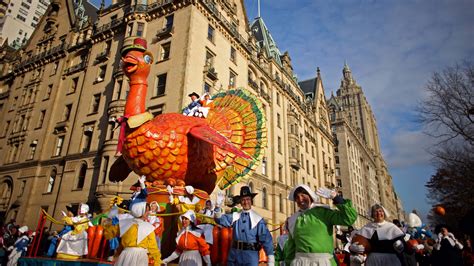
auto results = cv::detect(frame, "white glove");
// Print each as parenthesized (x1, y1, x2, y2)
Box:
(393, 240, 404, 253)
(216, 191, 225, 207)
(61, 211, 67, 217)
(349, 242, 365, 254)
(316, 187, 337, 199)
(203, 254, 211, 266)
(139, 175, 146, 189)
(162, 251, 180, 263)
(267, 254, 275, 266)
(416, 244, 424, 250)
(167, 185, 174, 203)
(350, 254, 366, 265)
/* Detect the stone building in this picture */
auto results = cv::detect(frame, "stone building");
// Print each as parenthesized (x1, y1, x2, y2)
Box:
(0, 0, 335, 231)
(326, 63, 404, 226)
(0, 0, 52, 48)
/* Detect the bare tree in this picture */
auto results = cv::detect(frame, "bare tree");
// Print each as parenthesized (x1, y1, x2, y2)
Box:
(419, 61, 474, 230)
(418, 61, 474, 146)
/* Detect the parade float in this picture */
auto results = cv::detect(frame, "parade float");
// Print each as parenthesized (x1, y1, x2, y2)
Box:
(25, 36, 268, 265)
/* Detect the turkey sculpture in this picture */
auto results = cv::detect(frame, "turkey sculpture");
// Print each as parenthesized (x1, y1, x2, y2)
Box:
(110, 37, 267, 195)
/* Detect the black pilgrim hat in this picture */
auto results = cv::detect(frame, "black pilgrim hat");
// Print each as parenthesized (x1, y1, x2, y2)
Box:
(66, 204, 78, 215)
(233, 186, 258, 203)
(188, 92, 200, 98)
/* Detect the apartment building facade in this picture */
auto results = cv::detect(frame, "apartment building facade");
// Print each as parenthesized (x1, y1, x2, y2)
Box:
(0, 0, 336, 230)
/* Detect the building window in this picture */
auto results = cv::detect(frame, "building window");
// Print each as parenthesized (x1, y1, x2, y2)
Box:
(229, 70, 237, 88)
(76, 163, 87, 190)
(91, 94, 100, 113)
(203, 82, 211, 93)
(97, 65, 106, 82)
(101, 156, 109, 184)
(306, 160, 310, 174)
(165, 14, 174, 29)
(51, 61, 58, 75)
(2, 121, 10, 137)
(114, 79, 123, 100)
(127, 23, 133, 36)
(276, 92, 280, 106)
(37, 110, 45, 128)
(149, 104, 164, 117)
(137, 22, 145, 36)
(207, 25, 215, 42)
(54, 136, 64, 156)
(335, 167, 340, 176)
(155, 73, 167, 97)
(262, 157, 267, 175)
(160, 42, 171, 61)
(45, 84, 53, 99)
(335, 156, 340, 164)
(337, 179, 342, 187)
(29, 140, 37, 160)
(230, 47, 236, 62)
(82, 126, 93, 153)
(278, 163, 283, 181)
(63, 104, 72, 121)
(16, 14, 26, 22)
(19, 180, 26, 197)
(262, 187, 267, 209)
(277, 113, 281, 128)
(70, 77, 78, 93)
(277, 136, 282, 154)
(205, 50, 215, 67)
(46, 169, 56, 193)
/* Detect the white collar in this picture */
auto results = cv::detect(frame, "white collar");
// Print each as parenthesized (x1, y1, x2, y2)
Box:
(119, 218, 155, 244)
(232, 209, 262, 230)
(178, 195, 201, 205)
(175, 227, 202, 244)
(357, 221, 404, 240)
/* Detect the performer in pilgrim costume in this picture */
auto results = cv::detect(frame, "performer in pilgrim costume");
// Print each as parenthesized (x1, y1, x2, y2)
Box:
(198, 200, 222, 245)
(115, 177, 161, 266)
(6, 226, 29, 266)
(215, 186, 275, 266)
(56, 203, 90, 259)
(350, 203, 406, 266)
(162, 210, 211, 265)
(284, 184, 357, 266)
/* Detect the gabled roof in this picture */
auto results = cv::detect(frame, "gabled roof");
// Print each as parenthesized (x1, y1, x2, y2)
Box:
(250, 17, 282, 66)
(299, 78, 316, 95)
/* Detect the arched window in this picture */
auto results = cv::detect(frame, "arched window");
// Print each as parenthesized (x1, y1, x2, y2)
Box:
(76, 163, 87, 190)
(262, 187, 267, 209)
(46, 168, 57, 193)
(0, 178, 13, 210)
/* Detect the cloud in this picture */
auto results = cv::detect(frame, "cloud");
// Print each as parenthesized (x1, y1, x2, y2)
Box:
(383, 129, 435, 168)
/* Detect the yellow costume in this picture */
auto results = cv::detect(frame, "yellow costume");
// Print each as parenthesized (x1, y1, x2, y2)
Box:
(119, 223, 161, 265)
(56, 204, 90, 259)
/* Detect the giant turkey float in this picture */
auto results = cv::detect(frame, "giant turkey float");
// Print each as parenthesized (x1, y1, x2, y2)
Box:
(24, 36, 269, 265)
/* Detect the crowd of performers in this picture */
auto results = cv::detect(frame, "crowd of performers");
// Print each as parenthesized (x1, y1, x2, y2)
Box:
(2, 177, 473, 266)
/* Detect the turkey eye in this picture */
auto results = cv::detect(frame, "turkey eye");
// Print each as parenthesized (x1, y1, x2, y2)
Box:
(144, 55, 152, 64)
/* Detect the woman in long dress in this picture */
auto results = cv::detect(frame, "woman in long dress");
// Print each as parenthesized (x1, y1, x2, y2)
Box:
(350, 204, 406, 266)
(115, 201, 161, 266)
(162, 210, 211, 265)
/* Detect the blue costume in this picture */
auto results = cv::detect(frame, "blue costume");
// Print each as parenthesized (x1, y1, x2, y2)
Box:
(46, 225, 72, 257)
(216, 209, 274, 265)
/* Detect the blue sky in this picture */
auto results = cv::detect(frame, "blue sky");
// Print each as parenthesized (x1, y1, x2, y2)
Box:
(92, 0, 474, 221)
(242, 0, 474, 221)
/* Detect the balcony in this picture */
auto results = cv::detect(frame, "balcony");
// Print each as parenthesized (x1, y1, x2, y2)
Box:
(95, 50, 110, 63)
(64, 61, 87, 75)
(248, 78, 258, 91)
(92, 18, 123, 36)
(155, 26, 173, 40)
(289, 157, 301, 170)
(204, 64, 218, 81)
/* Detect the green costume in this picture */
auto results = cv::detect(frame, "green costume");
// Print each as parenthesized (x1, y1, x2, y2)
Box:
(285, 199, 357, 266)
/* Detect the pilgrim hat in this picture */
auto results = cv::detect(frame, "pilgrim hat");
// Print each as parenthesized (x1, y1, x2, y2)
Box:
(188, 92, 200, 98)
(233, 186, 258, 203)
(121, 37, 148, 56)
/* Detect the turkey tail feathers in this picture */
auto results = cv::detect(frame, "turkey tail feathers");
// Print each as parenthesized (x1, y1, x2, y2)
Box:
(207, 88, 267, 189)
